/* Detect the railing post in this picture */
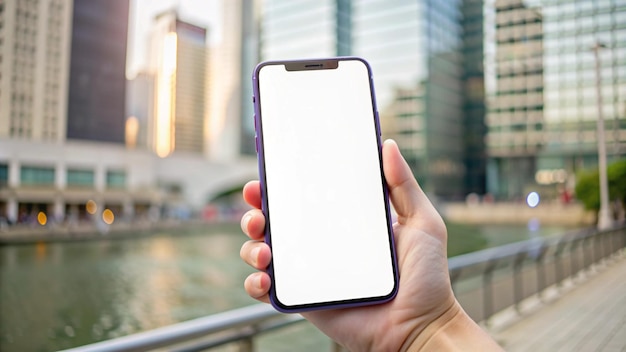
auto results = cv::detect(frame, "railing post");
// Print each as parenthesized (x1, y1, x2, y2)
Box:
(555, 239, 567, 288)
(482, 259, 498, 326)
(449, 268, 462, 293)
(569, 238, 581, 279)
(332, 341, 344, 352)
(238, 337, 253, 352)
(513, 252, 527, 312)
(593, 230, 601, 265)
(535, 244, 548, 301)
(580, 234, 597, 272)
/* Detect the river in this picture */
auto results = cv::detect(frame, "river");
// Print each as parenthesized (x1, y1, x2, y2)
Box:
(0, 222, 574, 351)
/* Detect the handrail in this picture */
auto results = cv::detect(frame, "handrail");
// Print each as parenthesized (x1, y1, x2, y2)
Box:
(63, 224, 626, 352)
(60, 304, 303, 352)
(448, 226, 595, 271)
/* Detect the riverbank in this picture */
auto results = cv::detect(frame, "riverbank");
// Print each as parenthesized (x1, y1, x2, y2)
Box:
(0, 220, 241, 245)
(2, 202, 594, 245)
(442, 201, 595, 226)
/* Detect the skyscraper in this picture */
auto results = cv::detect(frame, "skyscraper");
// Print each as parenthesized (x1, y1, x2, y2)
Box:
(487, 0, 544, 198)
(0, 0, 73, 141)
(260, 0, 350, 60)
(66, 0, 130, 143)
(126, 71, 155, 150)
(486, 0, 626, 199)
(150, 10, 207, 157)
(239, 0, 262, 156)
(260, 0, 479, 199)
(462, 0, 487, 195)
(208, 0, 260, 160)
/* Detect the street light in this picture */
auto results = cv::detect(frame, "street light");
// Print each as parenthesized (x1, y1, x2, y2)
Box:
(591, 41, 612, 230)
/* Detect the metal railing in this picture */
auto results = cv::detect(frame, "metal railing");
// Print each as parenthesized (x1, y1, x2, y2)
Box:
(449, 223, 625, 324)
(63, 224, 625, 352)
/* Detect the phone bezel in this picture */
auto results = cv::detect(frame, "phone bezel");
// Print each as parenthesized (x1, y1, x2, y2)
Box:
(252, 57, 399, 313)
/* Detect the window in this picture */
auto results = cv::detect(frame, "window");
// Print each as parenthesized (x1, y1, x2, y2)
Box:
(0, 164, 8, 188)
(20, 166, 55, 186)
(67, 169, 94, 188)
(106, 170, 126, 188)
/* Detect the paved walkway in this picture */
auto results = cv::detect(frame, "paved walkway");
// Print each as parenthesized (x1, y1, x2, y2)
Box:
(490, 254, 626, 351)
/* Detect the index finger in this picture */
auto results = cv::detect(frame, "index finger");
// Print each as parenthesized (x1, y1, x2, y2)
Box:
(243, 180, 262, 210)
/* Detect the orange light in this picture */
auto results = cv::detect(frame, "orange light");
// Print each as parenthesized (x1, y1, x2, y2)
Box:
(126, 116, 139, 149)
(37, 212, 47, 226)
(102, 209, 115, 225)
(86, 200, 97, 215)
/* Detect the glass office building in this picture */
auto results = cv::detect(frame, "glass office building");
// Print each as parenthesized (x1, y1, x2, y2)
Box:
(260, 0, 481, 199)
(66, 0, 130, 144)
(463, 0, 488, 195)
(487, 0, 626, 199)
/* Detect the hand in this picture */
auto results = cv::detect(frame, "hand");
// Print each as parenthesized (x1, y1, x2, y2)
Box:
(240, 139, 501, 351)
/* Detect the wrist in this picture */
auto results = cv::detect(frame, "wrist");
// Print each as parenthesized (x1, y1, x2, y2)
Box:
(402, 300, 502, 351)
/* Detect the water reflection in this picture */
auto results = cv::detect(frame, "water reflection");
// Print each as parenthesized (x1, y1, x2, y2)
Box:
(0, 225, 255, 352)
(0, 223, 573, 351)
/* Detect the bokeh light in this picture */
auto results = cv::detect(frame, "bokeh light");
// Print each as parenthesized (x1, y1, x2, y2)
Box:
(526, 192, 540, 208)
(102, 209, 115, 225)
(37, 212, 47, 226)
(86, 200, 98, 215)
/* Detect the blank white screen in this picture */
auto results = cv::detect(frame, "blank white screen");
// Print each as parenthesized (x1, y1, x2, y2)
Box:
(258, 59, 395, 307)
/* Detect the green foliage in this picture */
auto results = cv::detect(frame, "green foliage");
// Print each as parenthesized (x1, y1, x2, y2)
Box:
(608, 159, 626, 205)
(575, 168, 600, 210)
(575, 158, 626, 211)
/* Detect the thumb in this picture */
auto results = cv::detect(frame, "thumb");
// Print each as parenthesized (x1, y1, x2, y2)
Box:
(382, 140, 445, 233)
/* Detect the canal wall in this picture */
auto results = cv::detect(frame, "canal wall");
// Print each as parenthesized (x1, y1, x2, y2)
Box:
(0, 220, 240, 245)
(441, 202, 595, 226)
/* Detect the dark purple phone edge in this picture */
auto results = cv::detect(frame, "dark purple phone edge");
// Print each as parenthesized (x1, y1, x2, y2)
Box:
(251, 56, 399, 313)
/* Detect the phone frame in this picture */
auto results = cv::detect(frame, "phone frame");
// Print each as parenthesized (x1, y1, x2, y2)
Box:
(252, 57, 399, 313)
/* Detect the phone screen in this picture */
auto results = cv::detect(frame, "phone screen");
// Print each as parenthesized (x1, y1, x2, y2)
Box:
(254, 58, 397, 310)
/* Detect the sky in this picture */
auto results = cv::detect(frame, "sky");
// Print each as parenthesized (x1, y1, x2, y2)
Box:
(126, 0, 222, 78)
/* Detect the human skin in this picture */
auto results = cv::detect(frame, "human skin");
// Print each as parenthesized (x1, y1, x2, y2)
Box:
(240, 139, 502, 351)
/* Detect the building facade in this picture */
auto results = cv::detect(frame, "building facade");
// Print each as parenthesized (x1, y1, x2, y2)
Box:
(126, 71, 155, 150)
(260, 0, 349, 60)
(487, 0, 626, 199)
(0, 0, 73, 142)
(66, 0, 129, 143)
(208, 0, 261, 160)
(150, 10, 207, 157)
(260, 0, 481, 199)
(487, 0, 544, 199)
(462, 0, 488, 195)
(0, 138, 257, 225)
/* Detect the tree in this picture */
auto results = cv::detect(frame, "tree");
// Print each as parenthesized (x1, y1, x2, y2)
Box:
(575, 158, 626, 217)
(607, 159, 626, 208)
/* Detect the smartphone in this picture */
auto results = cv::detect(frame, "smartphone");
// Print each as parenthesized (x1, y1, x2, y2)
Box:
(252, 57, 398, 312)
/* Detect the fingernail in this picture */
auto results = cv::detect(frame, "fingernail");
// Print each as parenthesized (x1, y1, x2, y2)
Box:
(251, 247, 260, 265)
(241, 213, 252, 232)
(256, 274, 263, 289)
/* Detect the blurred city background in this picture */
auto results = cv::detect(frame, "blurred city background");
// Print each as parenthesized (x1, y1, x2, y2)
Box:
(0, 0, 625, 351)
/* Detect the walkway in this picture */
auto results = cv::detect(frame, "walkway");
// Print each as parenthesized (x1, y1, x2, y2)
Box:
(489, 254, 626, 351)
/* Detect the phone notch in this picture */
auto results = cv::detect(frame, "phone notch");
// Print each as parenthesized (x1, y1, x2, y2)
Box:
(284, 59, 339, 72)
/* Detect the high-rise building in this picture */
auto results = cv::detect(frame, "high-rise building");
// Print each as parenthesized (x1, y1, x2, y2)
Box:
(462, 0, 487, 195)
(150, 10, 207, 157)
(126, 71, 155, 150)
(487, 0, 626, 199)
(0, 0, 73, 142)
(66, 0, 130, 144)
(260, 0, 351, 60)
(486, 0, 544, 198)
(260, 0, 479, 199)
(208, 0, 260, 160)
